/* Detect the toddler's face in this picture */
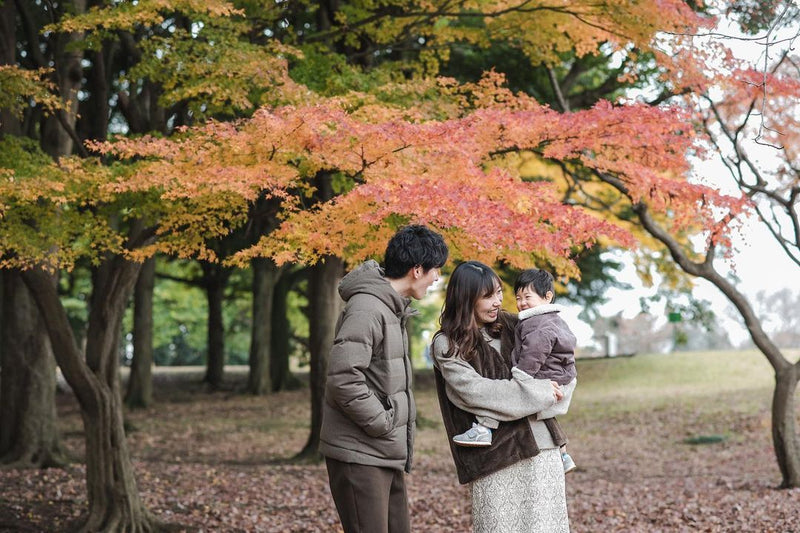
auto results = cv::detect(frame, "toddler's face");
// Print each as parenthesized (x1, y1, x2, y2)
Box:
(515, 287, 551, 311)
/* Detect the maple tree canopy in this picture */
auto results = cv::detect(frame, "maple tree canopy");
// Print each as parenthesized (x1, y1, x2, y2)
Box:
(0, 0, 751, 279)
(68, 75, 743, 277)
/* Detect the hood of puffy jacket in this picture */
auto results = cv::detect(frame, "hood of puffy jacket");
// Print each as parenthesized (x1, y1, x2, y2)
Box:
(339, 259, 412, 315)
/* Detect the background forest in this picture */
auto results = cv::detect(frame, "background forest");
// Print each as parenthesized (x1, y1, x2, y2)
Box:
(1, 0, 800, 531)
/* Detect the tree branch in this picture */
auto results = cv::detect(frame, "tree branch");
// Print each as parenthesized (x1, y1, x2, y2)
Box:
(547, 67, 569, 112)
(594, 169, 789, 371)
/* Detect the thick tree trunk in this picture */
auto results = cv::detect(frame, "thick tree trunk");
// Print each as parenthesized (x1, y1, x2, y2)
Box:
(773, 365, 800, 488)
(270, 270, 302, 392)
(248, 258, 280, 395)
(270, 271, 290, 392)
(202, 264, 229, 389)
(297, 255, 343, 460)
(0, 272, 65, 468)
(0, 0, 64, 469)
(126, 257, 156, 409)
(77, 47, 109, 142)
(22, 261, 156, 532)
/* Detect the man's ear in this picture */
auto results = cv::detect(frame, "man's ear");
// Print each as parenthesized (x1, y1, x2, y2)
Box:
(412, 265, 422, 279)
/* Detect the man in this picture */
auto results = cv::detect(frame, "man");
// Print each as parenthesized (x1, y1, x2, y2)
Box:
(320, 225, 449, 533)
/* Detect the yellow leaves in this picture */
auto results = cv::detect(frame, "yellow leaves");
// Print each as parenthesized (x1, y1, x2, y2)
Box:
(0, 66, 64, 118)
(425, 0, 709, 69)
(47, 0, 244, 34)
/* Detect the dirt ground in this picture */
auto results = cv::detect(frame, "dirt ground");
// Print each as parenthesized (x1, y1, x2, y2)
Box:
(1, 362, 799, 532)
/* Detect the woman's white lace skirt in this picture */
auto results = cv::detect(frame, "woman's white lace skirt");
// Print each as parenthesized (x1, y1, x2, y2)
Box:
(471, 448, 570, 533)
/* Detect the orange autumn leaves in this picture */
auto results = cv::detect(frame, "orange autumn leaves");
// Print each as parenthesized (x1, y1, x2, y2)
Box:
(89, 86, 745, 275)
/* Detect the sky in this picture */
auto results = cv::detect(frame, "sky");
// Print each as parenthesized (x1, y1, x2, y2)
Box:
(565, 218, 798, 348)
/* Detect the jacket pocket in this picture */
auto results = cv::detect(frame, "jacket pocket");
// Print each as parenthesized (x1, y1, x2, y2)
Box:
(388, 392, 409, 428)
(362, 392, 394, 438)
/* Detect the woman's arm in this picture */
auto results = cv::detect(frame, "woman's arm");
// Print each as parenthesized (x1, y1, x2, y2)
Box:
(432, 336, 558, 421)
(536, 377, 576, 419)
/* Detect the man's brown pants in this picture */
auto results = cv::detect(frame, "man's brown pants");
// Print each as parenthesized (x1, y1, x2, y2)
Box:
(325, 457, 410, 533)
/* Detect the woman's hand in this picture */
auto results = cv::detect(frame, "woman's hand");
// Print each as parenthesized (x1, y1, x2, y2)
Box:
(551, 381, 563, 401)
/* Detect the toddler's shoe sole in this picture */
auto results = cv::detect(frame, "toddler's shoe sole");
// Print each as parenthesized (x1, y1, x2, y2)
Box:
(452, 438, 492, 447)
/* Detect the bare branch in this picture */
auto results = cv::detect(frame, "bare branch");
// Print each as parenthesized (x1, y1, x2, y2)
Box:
(547, 67, 570, 112)
(592, 169, 790, 371)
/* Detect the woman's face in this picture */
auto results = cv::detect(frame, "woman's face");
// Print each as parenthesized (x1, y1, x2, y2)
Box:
(473, 280, 503, 326)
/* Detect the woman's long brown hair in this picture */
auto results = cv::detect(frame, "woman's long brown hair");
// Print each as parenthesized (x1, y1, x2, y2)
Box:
(438, 261, 503, 362)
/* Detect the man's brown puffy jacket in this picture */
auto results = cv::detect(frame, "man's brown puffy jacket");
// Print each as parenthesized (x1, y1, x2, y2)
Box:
(319, 260, 417, 473)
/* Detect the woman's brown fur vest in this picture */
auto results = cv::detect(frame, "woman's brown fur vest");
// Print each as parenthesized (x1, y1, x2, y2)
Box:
(434, 312, 566, 484)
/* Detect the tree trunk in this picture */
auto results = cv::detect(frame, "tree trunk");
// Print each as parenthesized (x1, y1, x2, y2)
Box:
(77, 46, 109, 142)
(126, 257, 155, 409)
(773, 364, 800, 488)
(248, 258, 280, 395)
(270, 269, 302, 392)
(0, 271, 65, 468)
(202, 264, 229, 389)
(22, 261, 156, 531)
(0, 0, 21, 137)
(41, 0, 86, 159)
(0, 0, 64, 469)
(297, 255, 343, 460)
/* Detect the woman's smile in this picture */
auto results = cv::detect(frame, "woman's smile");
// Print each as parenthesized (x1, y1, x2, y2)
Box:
(474, 283, 503, 325)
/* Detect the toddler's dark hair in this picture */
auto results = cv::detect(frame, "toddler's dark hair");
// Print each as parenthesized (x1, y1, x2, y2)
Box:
(514, 269, 555, 302)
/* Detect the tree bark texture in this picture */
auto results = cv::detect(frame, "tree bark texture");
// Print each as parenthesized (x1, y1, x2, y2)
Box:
(202, 264, 229, 389)
(270, 270, 302, 392)
(126, 257, 156, 409)
(0, 0, 21, 136)
(40, 0, 86, 159)
(77, 46, 110, 142)
(22, 260, 157, 532)
(773, 365, 800, 488)
(298, 254, 343, 459)
(0, 271, 64, 468)
(248, 257, 280, 395)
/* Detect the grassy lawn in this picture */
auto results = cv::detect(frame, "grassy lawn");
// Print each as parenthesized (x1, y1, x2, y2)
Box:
(569, 349, 779, 418)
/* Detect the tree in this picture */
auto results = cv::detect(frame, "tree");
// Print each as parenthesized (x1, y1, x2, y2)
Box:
(0, 21, 67, 468)
(269, 265, 306, 392)
(2, 0, 301, 526)
(451, 0, 800, 489)
(541, 0, 800, 483)
(694, 10, 800, 485)
(126, 256, 155, 409)
(0, 269, 65, 468)
(618, 1, 800, 487)
(4, 0, 760, 528)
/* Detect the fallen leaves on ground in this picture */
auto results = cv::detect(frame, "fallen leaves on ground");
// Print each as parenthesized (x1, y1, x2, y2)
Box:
(1, 368, 798, 532)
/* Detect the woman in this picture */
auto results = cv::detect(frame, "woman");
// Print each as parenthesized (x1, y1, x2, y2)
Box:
(432, 261, 572, 533)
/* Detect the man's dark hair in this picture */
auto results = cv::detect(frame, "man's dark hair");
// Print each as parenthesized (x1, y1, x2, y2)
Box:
(514, 269, 555, 302)
(383, 225, 448, 279)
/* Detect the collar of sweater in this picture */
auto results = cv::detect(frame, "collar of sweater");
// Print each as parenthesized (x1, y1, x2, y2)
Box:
(518, 303, 562, 320)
